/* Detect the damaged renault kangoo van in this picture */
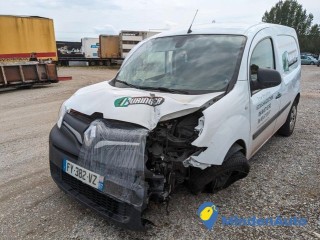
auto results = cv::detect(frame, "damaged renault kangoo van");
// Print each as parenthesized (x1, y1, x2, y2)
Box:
(49, 23, 300, 230)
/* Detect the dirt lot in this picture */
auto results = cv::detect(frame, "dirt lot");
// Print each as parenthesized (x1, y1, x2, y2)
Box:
(0, 66, 319, 239)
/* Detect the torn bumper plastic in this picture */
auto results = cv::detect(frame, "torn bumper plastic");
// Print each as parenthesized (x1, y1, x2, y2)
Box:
(49, 121, 150, 230)
(78, 120, 148, 207)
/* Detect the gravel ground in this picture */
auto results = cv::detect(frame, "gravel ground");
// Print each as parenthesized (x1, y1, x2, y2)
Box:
(0, 66, 319, 240)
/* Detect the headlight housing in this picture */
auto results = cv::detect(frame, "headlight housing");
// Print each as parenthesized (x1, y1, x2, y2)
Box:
(57, 102, 68, 128)
(195, 116, 205, 136)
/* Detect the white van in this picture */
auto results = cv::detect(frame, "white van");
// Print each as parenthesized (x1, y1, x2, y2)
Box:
(49, 23, 300, 230)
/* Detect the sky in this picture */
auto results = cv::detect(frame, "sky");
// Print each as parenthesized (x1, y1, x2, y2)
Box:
(1, 0, 319, 41)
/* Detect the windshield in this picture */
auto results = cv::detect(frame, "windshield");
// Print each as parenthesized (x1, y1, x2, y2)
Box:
(116, 34, 246, 94)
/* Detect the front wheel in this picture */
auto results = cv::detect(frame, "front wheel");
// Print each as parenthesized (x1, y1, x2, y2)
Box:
(278, 101, 298, 136)
(188, 151, 250, 194)
(310, 62, 315, 65)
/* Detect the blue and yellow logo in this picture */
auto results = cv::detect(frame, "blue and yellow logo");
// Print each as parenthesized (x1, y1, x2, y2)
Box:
(197, 202, 219, 230)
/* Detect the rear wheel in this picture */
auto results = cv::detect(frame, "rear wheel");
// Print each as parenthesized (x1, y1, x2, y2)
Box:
(105, 60, 111, 66)
(188, 151, 250, 194)
(278, 101, 298, 136)
(310, 62, 315, 65)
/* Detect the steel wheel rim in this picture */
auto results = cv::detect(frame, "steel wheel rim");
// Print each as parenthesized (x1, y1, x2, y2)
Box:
(289, 106, 297, 131)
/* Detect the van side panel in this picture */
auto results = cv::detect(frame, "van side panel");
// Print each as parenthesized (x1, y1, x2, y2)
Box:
(191, 80, 251, 165)
(273, 34, 301, 132)
(245, 26, 300, 159)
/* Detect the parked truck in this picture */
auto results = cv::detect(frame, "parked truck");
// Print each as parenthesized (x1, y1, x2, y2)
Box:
(0, 15, 57, 62)
(57, 31, 159, 66)
(58, 37, 120, 66)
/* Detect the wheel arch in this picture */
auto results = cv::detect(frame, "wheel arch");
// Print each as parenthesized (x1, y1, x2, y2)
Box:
(224, 140, 247, 162)
(235, 139, 247, 156)
(294, 93, 300, 104)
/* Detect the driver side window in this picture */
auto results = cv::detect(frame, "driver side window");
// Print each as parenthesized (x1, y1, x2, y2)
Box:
(250, 38, 275, 83)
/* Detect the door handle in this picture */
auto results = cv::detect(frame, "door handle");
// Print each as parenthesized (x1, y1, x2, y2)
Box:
(275, 92, 282, 99)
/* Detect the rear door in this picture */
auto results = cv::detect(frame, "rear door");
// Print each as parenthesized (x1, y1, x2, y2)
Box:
(273, 34, 300, 131)
(248, 30, 281, 155)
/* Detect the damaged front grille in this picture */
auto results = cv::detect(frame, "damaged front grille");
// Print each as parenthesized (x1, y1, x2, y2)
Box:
(78, 119, 148, 207)
(58, 110, 204, 209)
(50, 162, 130, 219)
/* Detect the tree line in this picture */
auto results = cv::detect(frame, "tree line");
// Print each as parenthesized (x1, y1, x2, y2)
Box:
(262, 0, 320, 54)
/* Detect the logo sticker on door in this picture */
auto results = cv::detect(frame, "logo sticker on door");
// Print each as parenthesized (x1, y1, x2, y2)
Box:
(282, 51, 289, 72)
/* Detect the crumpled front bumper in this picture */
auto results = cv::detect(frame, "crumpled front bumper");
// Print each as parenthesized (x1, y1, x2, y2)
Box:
(49, 125, 149, 231)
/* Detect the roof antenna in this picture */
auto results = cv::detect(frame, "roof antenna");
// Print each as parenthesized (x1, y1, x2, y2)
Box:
(187, 9, 198, 34)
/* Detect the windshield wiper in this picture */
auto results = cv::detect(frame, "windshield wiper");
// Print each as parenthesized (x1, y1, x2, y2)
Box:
(115, 80, 189, 94)
(138, 86, 189, 94)
(115, 79, 141, 89)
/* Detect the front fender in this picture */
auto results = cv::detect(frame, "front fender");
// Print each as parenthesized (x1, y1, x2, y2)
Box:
(192, 114, 250, 165)
(191, 81, 250, 165)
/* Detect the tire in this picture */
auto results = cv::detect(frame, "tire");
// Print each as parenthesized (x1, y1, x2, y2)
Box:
(89, 61, 96, 66)
(188, 151, 250, 194)
(278, 101, 298, 137)
(105, 60, 111, 66)
(311, 62, 315, 65)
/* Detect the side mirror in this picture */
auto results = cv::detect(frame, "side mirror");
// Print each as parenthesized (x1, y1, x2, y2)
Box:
(252, 68, 282, 91)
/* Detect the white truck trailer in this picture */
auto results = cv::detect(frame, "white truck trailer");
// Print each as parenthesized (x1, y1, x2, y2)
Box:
(81, 38, 99, 58)
(58, 32, 160, 66)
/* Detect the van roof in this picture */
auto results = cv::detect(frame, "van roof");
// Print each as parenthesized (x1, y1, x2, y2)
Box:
(156, 23, 296, 38)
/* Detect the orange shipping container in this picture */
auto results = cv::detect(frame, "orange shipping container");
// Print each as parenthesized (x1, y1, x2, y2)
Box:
(0, 15, 57, 61)
(99, 35, 120, 58)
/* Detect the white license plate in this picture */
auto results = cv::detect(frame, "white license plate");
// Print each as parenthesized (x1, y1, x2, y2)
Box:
(62, 159, 104, 191)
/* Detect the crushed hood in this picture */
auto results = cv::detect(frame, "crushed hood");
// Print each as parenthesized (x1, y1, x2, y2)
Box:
(65, 81, 223, 130)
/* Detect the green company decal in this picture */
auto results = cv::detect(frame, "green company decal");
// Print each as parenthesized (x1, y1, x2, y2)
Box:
(282, 51, 289, 72)
(114, 97, 130, 107)
(114, 96, 165, 107)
